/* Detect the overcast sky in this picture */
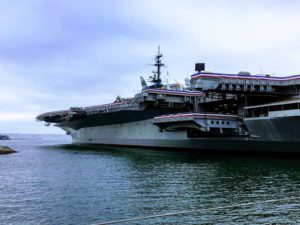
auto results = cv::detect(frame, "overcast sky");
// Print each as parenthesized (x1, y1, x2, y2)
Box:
(1, 0, 300, 134)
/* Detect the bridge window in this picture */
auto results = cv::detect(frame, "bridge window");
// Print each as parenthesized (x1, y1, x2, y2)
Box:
(283, 103, 299, 110)
(246, 102, 300, 118)
(211, 121, 214, 124)
(269, 105, 282, 111)
(283, 104, 291, 110)
(249, 108, 260, 117)
(291, 103, 299, 109)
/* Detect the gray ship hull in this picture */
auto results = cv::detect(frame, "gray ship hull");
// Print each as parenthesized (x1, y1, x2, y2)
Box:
(244, 117, 300, 141)
(72, 138, 300, 153)
(60, 118, 300, 153)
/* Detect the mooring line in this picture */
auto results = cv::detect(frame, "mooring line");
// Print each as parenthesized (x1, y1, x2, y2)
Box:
(95, 196, 300, 225)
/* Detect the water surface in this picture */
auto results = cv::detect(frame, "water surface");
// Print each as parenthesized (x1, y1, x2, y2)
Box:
(0, 134, 300, 224)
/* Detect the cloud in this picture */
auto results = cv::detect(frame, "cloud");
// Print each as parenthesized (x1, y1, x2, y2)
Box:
(117, 0, 300, 74)
(0, 112, 36, 122)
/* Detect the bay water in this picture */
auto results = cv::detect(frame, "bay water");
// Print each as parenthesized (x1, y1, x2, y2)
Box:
(1, 134, 300, 224)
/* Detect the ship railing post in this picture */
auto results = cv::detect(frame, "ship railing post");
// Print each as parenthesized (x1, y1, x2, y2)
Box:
(194, 96, 198, 112)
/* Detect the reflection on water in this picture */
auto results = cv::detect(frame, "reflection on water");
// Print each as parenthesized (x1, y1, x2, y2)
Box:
(0, 134, 300, 224)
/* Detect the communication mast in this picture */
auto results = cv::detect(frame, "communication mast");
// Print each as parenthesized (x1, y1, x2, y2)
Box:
(149, 46, 165, 85)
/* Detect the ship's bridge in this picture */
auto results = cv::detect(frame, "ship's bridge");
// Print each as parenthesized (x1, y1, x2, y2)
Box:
(190, 71, 300, 95)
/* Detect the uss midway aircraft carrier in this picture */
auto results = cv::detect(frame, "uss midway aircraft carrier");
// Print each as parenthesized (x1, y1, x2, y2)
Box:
(37, 48, 300, 153)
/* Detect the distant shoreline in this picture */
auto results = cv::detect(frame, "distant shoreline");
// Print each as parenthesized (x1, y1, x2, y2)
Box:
(0, 134, 10, 140)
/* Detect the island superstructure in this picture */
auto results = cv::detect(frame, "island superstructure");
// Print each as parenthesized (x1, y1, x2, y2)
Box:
(37, 48, 300, 152)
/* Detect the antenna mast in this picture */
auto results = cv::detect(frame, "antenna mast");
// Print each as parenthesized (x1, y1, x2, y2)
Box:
(150, 46, 165, 85)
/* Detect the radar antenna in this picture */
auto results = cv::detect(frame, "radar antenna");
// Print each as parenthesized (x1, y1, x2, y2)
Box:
(149, 46, 165, 85)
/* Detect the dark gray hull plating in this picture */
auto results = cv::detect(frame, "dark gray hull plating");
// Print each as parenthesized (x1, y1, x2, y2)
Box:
(244, 117, 300, 141)
(60, 116, 300, 153)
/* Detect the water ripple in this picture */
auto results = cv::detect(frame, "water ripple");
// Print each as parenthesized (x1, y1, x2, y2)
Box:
(1, 134, 300, 224)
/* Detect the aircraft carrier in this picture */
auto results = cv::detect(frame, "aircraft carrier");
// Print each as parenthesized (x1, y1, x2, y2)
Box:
(37, 48, 300, 153)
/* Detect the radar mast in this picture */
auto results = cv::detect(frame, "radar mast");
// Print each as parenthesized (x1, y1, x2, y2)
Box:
(149, 46, 165, 86)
